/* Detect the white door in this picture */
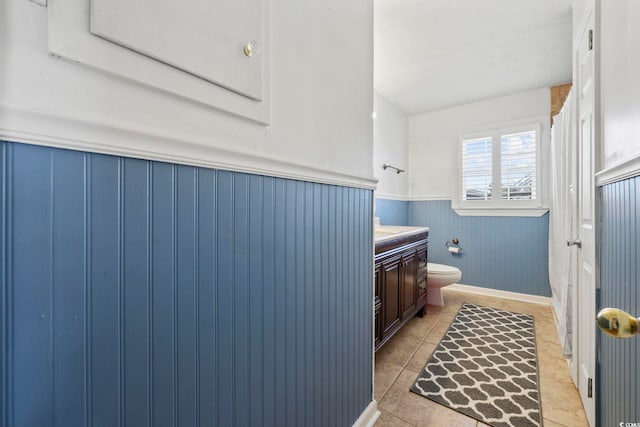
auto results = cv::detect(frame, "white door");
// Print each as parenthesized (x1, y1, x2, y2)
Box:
(573, 11, 597, 426)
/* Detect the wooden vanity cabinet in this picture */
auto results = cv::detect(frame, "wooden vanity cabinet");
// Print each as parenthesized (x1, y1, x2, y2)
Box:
(374, 231, 428, 352)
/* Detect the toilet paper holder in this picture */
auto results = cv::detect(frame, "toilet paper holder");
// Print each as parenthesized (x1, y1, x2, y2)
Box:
(445, 238, 460, 247)
(445, 239, 462, 254)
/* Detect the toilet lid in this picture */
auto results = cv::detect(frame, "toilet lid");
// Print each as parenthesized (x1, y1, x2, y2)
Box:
(427, 262, 460, 275)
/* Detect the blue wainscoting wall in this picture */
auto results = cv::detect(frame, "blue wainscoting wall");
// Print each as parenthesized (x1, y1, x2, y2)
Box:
(599, 176, 640, 426)
(0, 141, 374, 427)
(409, 200, 551, 296)
(374, 198, 409, 226)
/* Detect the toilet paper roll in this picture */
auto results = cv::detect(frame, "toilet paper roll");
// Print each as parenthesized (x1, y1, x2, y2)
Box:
(448, 246, 462, 254)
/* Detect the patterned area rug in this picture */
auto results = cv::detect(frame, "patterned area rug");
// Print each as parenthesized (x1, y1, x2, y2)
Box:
(411, 303, 542, 427)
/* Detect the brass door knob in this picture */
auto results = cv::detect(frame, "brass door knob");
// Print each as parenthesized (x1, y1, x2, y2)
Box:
(596, 308, 639, 338)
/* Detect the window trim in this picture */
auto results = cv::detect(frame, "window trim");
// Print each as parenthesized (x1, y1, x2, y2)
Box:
(453, 118, 549, 217)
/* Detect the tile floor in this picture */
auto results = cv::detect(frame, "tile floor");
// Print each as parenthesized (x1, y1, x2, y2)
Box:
(374, 288, 588, 427)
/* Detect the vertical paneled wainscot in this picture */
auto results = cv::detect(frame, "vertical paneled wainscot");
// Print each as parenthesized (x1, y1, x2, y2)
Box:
(599, 176, 640, 427)
(0, 141, 374, 427)
(409, 200, 550, 296)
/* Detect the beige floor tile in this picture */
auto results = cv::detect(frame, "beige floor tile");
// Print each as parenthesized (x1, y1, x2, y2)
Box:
(424, 320, 450, 345)
(374, 411, 416, 427)
(374, 358, 403, 401)
(535, 317, 559, 331)
(419, 311, 444, 328)
(438, 309, 459, 323)
(536, 339, 563, 357)
(378, 369, 477, 427)
(423, 305, 445, 318)
(497, 299, 546, 314)
(541, 418, 572, 427)
(538, 355, 574, 389)
(414, 403, 478, 427)
(536, 333, 564, 349)
(398, 315, 438, 340)
(537, 342, 569, 368)
(405, 341, 437, 373)
(443, 299, 465, 311)
(540, 381, 582, 407)
(540, 365, 589, 426)
(376, 331, 423, 367)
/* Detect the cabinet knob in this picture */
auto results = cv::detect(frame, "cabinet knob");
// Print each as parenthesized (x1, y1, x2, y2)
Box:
(243, 40, 259, 58)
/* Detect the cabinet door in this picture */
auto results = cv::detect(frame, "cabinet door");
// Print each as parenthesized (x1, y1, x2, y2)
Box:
(90, 0, 264, 100)
(382, 256, 402, 336)
(401, 251, 417, 319)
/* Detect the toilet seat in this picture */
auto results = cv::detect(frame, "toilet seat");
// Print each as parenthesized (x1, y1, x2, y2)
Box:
(427, 262, 460, 275)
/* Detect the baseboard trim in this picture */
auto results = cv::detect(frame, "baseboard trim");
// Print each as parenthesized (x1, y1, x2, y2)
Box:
(352, 400, 380, 427)
(447, 284, 551, 306)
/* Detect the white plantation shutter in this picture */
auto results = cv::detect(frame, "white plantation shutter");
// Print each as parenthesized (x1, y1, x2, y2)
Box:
(500, 130, 536, 200)
(461, 137, 493, 201)
(458, 123, 541, 212)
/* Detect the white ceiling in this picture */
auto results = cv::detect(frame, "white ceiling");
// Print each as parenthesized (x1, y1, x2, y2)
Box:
(374, 0, 573, 115)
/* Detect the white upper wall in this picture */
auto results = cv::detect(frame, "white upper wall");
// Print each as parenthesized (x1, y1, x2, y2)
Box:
(0, 0, 375, 188)
(408, 87, 551, 199)
(373, 92, 408, 198)
(600, 0, 640, 170)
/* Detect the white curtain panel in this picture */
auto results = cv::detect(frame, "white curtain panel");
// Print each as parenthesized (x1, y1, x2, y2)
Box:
(548, 90, 574, 359)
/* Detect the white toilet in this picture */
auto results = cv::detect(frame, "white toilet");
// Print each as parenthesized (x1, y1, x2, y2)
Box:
(426, 262, 462, 306)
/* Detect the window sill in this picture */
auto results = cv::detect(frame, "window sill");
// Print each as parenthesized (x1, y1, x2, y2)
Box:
(452, 208, 549, 217)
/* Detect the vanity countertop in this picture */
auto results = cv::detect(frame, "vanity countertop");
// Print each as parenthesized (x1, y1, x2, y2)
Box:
(374, 225, 429, 244)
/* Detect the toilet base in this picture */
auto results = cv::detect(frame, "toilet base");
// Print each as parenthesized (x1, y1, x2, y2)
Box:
(427, 287, 445, 306)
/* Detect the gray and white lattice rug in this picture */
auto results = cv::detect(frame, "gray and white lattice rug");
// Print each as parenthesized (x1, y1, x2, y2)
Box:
(410, 303, 542, 427)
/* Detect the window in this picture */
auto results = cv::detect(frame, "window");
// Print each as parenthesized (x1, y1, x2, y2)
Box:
(500, 130, 537, 200)
(456, 122, 546, 216)
(461, 136, 493, 201)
